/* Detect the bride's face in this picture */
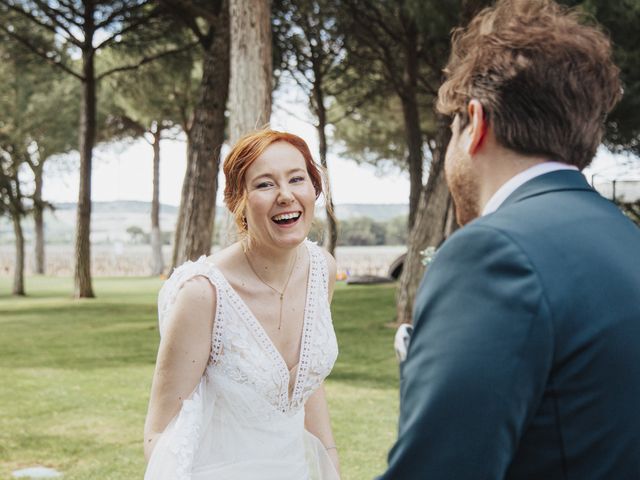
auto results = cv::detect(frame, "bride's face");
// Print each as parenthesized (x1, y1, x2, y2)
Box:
(244, 141, 316, 249)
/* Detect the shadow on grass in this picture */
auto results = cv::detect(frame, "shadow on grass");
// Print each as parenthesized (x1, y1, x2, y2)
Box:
(1, 280, 400, 384)
(0, 300, 159, 369)
(330, 283, 400, 390)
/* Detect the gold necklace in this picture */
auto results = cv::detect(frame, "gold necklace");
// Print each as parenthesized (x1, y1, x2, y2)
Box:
(243, 246, 298, 330)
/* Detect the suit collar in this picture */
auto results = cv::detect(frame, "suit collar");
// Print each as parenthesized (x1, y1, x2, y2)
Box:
(498, 169, 595, 211)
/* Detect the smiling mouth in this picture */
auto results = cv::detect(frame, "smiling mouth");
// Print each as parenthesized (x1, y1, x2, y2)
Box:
(271, 211, 302, 225)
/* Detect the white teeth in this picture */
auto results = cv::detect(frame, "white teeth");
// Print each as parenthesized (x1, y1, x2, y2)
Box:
(273, 212, 301, 221)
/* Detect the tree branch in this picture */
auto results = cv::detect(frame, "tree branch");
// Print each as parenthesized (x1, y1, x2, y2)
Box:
(345, 0, 403, 44)
(2, 2, 83, 47)
(31, 0, 84, 34)
(417, 75, 438, 97)
(54, 0, 82, 20)
(95, 41, 198, 80)
(94, 0, 152, 29)
(0, 25, 84, 80)
(94, 10, 160, 51)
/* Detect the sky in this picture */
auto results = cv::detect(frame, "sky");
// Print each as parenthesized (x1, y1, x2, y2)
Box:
(40, 84, 639, 207)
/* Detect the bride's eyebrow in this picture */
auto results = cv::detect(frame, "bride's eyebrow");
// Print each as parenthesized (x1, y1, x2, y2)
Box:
(250, 173, 272, 182)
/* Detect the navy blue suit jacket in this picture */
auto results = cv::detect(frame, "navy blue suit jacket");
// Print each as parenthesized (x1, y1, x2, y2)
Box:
(380, 170, 640, 479)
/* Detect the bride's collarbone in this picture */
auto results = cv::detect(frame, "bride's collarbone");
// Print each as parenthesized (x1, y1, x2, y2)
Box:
(228, 277, 306, 361)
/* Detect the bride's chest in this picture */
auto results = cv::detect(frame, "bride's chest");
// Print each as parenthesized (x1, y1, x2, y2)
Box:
(212, 291, 338, 413)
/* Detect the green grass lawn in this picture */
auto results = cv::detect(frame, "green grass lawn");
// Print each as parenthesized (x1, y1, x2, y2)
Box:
(0, 276, 399, 479)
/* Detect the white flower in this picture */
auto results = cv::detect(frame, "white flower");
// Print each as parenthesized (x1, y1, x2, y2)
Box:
(420, 246, 437, 267)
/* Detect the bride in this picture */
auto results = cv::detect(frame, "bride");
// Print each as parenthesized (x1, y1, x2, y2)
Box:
(143, 129, 340, 479)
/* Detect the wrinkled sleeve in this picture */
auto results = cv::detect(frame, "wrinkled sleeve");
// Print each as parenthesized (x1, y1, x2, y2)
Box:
(379, 225, 554, 479)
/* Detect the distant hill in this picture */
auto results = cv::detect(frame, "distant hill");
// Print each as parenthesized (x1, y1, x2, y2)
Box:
(54, 200, 180, 214)
(0, 201, 408, 245)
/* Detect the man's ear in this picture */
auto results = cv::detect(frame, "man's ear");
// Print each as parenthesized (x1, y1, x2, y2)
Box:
(466, 99, 487, 155)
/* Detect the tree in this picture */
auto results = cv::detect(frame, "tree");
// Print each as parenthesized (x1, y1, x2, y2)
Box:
(126, 225, 147, 243)
(274, 0, 344, 255)
(337, 0, 429, 229)
(26, 74, 79, 275)
(0, 0, 182, 297)
(161, 0, 230, 268)
(395, 0, 492, 324)
(385, 214, 409, 246)
(395, 0, 640, 324)
(331, 0, 488, 323)
(0, 23, 77, 293)
(104, 36, 198, 275)
(559, 0, 640, 155)
(0, 154, 27, 295)
(337, 216, 386, 246)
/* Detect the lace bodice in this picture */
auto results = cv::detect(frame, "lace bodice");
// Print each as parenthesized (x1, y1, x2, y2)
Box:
(157, 241, 339, 416)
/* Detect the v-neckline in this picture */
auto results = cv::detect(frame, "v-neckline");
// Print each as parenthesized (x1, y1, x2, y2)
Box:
(208, 241, 315, 410)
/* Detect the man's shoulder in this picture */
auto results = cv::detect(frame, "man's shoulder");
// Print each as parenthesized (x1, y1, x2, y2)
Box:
(436, 219, 520, 258)
(426, 221, 533, 288)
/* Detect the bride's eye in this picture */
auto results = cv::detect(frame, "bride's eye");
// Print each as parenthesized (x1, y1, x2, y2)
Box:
(290, 176, 305, 184)
(256, 181, 273, 189)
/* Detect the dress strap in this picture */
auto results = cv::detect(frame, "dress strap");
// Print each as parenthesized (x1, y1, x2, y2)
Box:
(305, 240, 330, 299)
(157, 257, 225, 365)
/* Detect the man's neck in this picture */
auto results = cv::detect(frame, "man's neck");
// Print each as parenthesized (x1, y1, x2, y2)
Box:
(480, 159, 579, 216)
(477, 153, 549, 212)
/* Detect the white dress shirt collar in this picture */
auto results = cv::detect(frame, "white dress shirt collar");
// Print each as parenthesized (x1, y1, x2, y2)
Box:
(482, 161, 579, 216)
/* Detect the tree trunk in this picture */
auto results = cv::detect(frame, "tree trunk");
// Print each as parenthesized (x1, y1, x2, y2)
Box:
(173, 3, 230, 265)
(73, 18, 96, 299)
(150, 125, 165, 276)
(228, 0, 272, 143)
(11, 211, 25, 296)
(217, 0, 273, 248)
(314, 85, 337, 256)
(398, 20, 423, 229)
(392, 1, 479, 323)
(171, 139, 192, 270)
(33, 163, 45, 275)
(396, 116, 452, 324)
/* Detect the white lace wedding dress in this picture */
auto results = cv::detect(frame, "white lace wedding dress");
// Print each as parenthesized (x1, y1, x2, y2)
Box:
(144, 241, 340, 480)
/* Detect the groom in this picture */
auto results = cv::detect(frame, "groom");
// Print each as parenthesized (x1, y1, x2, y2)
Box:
(380, 0, 640, 479)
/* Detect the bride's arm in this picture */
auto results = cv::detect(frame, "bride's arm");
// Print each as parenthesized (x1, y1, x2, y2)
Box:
(144, 276, 216, 461)
(305, 384, 340, 474)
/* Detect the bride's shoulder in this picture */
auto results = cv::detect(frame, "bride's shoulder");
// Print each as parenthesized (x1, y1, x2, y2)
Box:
(307, 241, 336, 275)
(158, 268, 217, 338)
(321, 248, 337, 278)
(306, 241, 337, 300)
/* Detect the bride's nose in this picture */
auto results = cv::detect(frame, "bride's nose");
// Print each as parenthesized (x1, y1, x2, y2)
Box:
(277, 187, 294, 205)
(277, 185, 294, 205)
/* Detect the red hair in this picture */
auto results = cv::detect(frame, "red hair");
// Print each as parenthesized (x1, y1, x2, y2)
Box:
(223, 129, 325, 232)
